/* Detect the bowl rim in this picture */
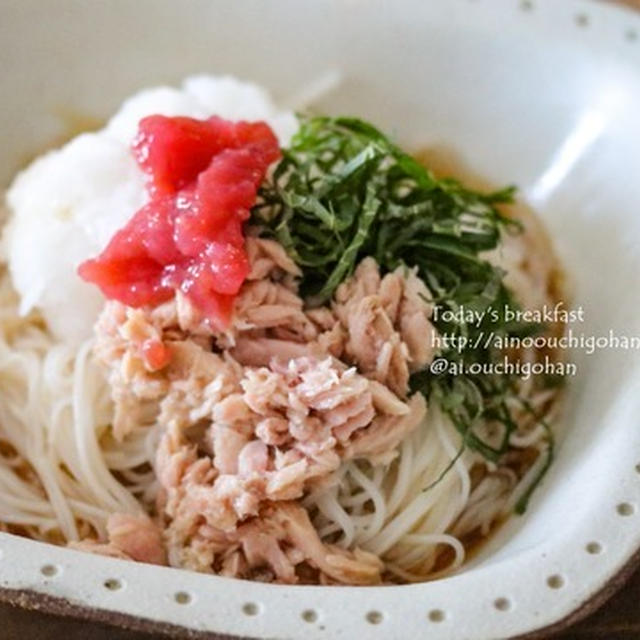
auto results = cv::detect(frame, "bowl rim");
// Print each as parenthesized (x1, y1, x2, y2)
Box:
(1, 0, 640, 639)
(0, 543, 637, 639)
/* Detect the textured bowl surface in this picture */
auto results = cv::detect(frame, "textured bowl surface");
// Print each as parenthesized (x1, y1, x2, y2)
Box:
(1, 1, 640, 638)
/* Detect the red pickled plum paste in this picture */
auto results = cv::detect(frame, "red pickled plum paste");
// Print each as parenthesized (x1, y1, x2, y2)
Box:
(78, 115, 281, 330)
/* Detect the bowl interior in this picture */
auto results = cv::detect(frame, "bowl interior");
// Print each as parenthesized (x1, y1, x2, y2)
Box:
(1, 1, 640, 638)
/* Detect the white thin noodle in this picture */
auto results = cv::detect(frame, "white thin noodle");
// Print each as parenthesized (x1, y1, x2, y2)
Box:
(305, 404, 479, 581)
(0, 269, 150, 542)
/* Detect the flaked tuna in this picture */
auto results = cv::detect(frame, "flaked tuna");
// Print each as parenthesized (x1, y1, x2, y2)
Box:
(70, 513, 166, 565)
(89, 237, 434, 584)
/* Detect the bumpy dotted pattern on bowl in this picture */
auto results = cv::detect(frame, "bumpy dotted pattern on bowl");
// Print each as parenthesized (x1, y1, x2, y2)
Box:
(0, 0, 638, 639)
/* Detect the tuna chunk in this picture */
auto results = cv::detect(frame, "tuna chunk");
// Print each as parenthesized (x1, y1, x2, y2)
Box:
(344, 392, 427, 464)
(398, 268, 438, 368)
(69, 513, 166, 566)
(333, 258, 437, 396)
(246, 236, 302, 280)
(273, 502, 383, 585)
(157, 355, 407, 532)
(106, 513, 166, 565)
(230, 337, 311, 367)
(170, 501, 383, 585)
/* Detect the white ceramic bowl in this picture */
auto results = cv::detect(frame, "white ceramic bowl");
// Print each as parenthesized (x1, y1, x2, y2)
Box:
(1, 1, 640, 638)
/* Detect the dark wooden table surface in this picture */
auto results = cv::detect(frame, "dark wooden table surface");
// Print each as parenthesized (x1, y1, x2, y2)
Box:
(3, 0, 639, 638)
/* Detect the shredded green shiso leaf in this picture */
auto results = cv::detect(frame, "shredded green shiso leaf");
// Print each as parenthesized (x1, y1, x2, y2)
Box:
(251, 116, 556, 513)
